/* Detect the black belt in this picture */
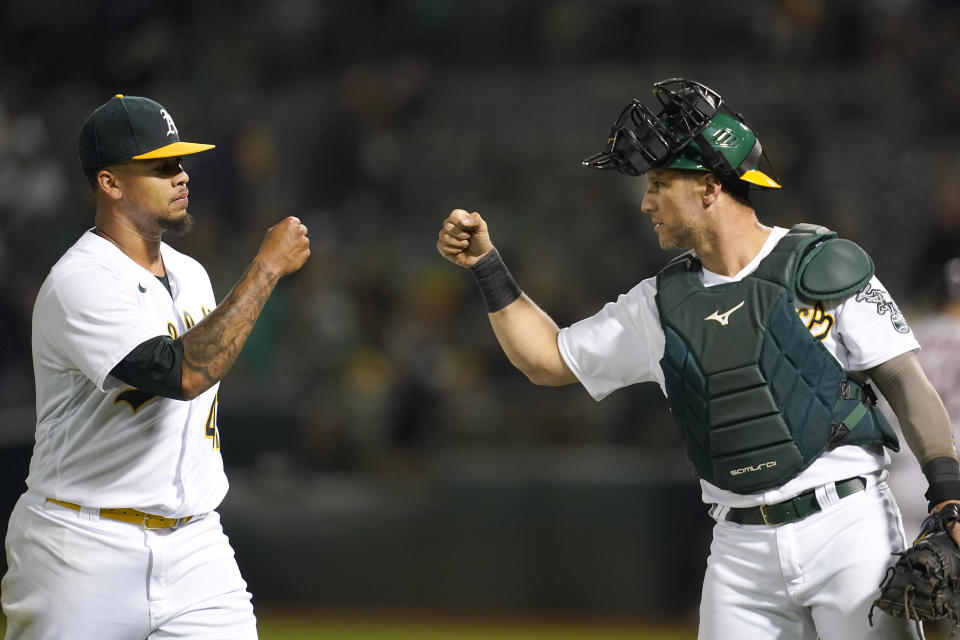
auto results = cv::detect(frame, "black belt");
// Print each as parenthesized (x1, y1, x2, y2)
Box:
(725, 476, 866, 526)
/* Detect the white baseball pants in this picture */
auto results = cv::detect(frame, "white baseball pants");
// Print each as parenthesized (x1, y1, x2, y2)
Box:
(699, 473, 923, 639)
(2, 492, 257, 639)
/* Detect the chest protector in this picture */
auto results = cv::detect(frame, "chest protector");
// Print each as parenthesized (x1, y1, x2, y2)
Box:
(655, 223, 899, 494)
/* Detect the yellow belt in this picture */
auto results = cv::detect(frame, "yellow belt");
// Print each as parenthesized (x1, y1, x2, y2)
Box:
(46, 498, 193, 529)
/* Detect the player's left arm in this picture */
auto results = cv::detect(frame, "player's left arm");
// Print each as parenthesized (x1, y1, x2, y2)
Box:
(835, 275, 960, 539)
(110, 336, 187, 400)
(866, 351, 960, 544)
(109, 217, 309, 401)
(108, 257, 284, 402)
(178, 216, 309, 398)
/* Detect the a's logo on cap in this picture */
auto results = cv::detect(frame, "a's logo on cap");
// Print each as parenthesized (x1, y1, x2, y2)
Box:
(159, 108, 178, 137)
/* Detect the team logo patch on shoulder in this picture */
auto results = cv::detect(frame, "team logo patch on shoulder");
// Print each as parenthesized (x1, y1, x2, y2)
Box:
(855, 283, 910, 334)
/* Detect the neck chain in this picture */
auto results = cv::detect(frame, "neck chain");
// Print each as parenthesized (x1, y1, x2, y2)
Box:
(93, 226, 122, 249)
(93, 226, 166, 276)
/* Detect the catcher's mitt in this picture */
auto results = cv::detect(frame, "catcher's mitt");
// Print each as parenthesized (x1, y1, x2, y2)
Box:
(870, 502, 960, 630)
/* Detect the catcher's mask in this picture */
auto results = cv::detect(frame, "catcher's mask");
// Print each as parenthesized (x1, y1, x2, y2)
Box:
(582, 78, 781, 190)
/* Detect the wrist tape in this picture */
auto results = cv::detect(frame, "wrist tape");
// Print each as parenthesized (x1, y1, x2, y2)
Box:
(923, 456, 960, 511)
(470, 248, 522, 313)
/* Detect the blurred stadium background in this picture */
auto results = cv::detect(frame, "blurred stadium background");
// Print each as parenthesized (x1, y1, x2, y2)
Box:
(2, 0, 960, 637)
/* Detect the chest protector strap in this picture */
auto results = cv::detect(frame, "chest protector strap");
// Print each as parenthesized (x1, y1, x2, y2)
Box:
(655, 223, 898, 494)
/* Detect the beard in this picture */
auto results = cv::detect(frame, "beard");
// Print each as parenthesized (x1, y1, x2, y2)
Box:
(158, 212, 194, 236)
(658, 218, 714, 251)
(658, 221, 697, 250)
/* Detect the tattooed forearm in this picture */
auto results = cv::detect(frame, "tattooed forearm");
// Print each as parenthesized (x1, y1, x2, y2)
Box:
(179, 260, 280, 397)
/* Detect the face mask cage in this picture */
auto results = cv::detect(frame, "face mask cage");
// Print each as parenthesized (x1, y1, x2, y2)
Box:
(653, 79, 722, 140)
(581, 100, 676, 176)
(582, 79, 722, 176)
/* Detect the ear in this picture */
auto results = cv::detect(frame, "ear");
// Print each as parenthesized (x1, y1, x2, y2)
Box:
(702, 173, 722, 206)
(96, 169, 123, 201)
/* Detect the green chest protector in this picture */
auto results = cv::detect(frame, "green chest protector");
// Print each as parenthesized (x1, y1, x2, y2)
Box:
(655, 223, 899, 494)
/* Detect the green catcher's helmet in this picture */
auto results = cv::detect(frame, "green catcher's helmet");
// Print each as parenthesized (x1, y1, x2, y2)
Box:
(582, 78, 781, 190)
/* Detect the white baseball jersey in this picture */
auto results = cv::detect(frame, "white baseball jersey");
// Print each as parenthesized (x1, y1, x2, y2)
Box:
(27, 229, 227, 517)
(558, 226, 920, 508)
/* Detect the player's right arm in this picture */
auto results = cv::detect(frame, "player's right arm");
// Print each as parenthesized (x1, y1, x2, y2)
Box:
(111, 217, 310, 401)
(437, 209, 577, 387)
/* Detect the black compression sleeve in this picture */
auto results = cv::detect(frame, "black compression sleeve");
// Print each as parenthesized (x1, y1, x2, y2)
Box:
(110, 336, 186, 400)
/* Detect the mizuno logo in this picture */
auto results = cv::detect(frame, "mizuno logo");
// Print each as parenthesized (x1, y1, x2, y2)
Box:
(705, 301, 745, 326)
(138, 283, 147, 293)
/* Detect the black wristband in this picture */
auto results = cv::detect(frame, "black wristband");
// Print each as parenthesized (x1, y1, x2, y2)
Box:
(922, 456, 960, 510)
(469, 248, 522, 313)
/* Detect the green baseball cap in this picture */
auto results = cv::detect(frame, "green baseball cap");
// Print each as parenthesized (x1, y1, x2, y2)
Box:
(78, 94, 214, 170)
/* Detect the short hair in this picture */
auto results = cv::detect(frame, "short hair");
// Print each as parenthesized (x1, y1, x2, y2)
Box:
(675, 169, 753, 208)
(721, 177, 753, 207)
(83, 167, 102, 189)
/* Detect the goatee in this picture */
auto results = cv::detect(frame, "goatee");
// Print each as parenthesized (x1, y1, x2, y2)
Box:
(159, 213, 194, 236)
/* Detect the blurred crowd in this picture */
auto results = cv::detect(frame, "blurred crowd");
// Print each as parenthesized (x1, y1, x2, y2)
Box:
(2, 0, 960, 478)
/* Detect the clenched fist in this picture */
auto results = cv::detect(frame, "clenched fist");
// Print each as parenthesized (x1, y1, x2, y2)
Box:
(257, 216, 311, 277)
(436, 209, 493, 268)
